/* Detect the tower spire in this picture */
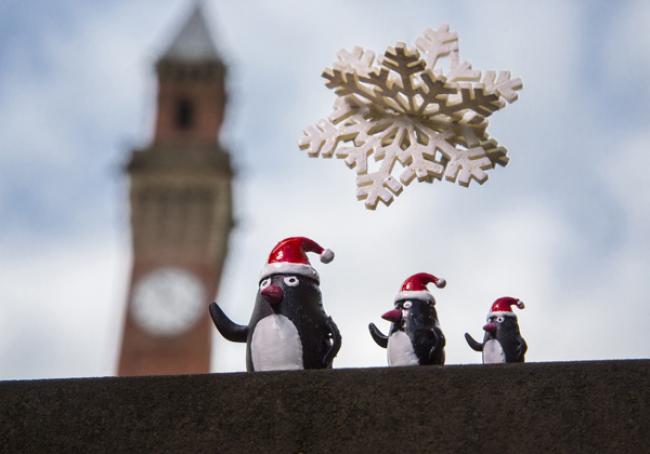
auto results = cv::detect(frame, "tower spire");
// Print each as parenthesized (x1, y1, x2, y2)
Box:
(160, 2, 220, 62)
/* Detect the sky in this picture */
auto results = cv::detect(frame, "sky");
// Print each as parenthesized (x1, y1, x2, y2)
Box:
(0, 0, 649, 379)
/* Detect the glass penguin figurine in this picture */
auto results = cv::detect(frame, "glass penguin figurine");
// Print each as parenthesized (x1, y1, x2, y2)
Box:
(209, 237, 341, 372)
(465, 297, 527, 364)
(368, 273, 447, 366)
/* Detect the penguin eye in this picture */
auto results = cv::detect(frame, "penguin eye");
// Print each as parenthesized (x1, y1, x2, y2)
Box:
(496, 316, 505, 323)
(260, 278, 271, 290)
(402, 301, 412, 309)
(283, 276, 300, 287)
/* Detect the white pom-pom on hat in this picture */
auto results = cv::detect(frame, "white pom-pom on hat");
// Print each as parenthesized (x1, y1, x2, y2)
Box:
(320, 249, 335, 263)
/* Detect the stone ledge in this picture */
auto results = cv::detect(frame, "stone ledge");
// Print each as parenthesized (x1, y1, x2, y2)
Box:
(1, 360, 648, 453)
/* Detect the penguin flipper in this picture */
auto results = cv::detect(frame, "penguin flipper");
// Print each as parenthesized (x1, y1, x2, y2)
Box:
(209, 302, 248, 343)
(427, 330, 446, 365)
(516, 336, 528, 362)
(368, 323, 388, 348)
(465, 333, 484, 352)
(322, 316, 342, 367)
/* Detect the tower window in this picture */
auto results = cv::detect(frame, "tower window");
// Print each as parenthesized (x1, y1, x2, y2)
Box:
(175, 97, 194, 130)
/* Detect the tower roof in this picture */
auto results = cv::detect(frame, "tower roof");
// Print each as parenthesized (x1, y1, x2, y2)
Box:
(160, 4, 221, 62)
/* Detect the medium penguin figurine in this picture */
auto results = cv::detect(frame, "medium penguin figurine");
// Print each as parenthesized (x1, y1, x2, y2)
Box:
(465, 297, 527, 364)
(368, 273, 447, 366)
(209, 236, 341, 372)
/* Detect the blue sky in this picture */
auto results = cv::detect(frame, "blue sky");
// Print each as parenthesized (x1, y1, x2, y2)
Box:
(1, 0, 649, 378)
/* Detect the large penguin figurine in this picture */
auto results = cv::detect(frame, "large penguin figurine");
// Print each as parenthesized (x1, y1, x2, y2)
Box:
(465, 297, 527, 364)
(368, 273, 447, 366)
(209, 237, 341, 371)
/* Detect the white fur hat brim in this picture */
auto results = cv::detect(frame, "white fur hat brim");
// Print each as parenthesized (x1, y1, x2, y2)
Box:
(488, 311, 517, 318)
(395, 290, 434, 303)
(259, 262, 319, 282)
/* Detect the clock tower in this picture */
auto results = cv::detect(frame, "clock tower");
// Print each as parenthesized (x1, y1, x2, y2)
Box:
(117, 4, 233, 376)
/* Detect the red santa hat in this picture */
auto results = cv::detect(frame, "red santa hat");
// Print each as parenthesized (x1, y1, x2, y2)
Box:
(488, 296, 525, 318)
(259, 236, 334, 283)
(395, 272, 446, 303)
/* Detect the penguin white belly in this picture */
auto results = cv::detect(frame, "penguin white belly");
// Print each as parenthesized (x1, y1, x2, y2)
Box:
(483, 339, 506, 364)
(251, 314, 303, 371)
(387, 331, 419, 366)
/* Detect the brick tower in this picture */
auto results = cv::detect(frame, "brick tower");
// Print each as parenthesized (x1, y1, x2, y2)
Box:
(117, 4, 233, 376)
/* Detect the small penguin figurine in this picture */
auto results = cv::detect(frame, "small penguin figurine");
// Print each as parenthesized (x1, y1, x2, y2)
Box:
(465, 297, 527, 364)
(368, 273, 447, 366)
(209, 236, 341, 372)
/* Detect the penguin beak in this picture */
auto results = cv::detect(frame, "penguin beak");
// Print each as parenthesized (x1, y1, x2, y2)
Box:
(261, 284, 284, 306)
(381, 308, 402, 323)
(483, 322, 497, 335)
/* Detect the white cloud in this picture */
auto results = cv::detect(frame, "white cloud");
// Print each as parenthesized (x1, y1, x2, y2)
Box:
(602, 0, 650, 98)
(0, 230, 129, 379)
(602, 134, 650, 231)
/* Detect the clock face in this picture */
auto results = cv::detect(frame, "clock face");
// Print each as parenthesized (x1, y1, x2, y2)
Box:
(131, 267, 205, 337)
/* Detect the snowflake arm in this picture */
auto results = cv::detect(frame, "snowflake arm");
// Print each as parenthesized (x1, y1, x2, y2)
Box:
(356, 149, 403, 209)
(443, 146, 494, 187)
(415, 25, 458, 69)
(481, 70, 523, 103)
(333, 47, 376, 76)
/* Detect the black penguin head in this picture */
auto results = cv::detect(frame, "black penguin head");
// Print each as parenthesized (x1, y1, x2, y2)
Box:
(257, 273, 322, 315)
(382, 298, 439, 332)
(483, 314, 520, 340)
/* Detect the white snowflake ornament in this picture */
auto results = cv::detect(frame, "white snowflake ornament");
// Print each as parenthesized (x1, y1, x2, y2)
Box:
(299, 25, 523, 210)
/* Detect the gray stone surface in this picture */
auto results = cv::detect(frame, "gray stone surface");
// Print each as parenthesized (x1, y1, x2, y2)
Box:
(1, 360, 648, 453)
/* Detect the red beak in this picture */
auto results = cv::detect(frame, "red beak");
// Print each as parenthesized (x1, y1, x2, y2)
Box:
(483, 322, 497, 334)
(261, 284, 284, 305)
(381, 308, 402, 323)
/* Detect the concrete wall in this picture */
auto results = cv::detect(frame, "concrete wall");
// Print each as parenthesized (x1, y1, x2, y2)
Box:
(1, 360, 648, 453)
